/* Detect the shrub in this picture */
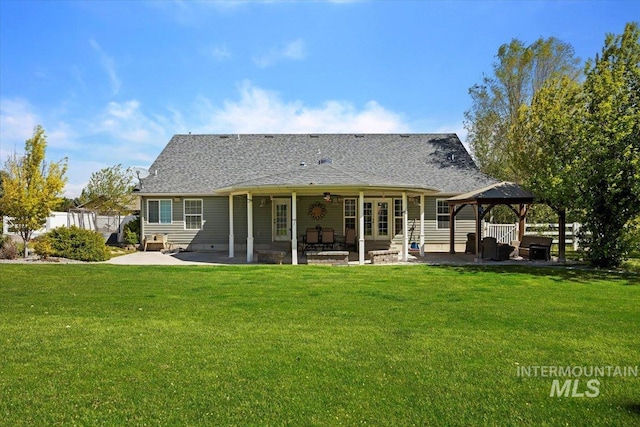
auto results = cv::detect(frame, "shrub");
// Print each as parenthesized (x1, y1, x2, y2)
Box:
(32, 235, 54, 259)
(123, 216, 140, 245)
(0, 235, 18, 260)
(40, 226, 109, 262)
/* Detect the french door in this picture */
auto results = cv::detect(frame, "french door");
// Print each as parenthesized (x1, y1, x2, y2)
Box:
(364, 199, 390, 240)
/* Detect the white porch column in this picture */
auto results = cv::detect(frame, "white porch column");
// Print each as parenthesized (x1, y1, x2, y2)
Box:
(228, 194, 234, 258)
(247, 192, 254, 263)
(419, 194, 425, 257)
(402, 192, 408, 262)
(291, 192, 298, 265)
(358, 191, 365, 265)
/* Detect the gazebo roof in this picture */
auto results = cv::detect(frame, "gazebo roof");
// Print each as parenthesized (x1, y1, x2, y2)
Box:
(446, 181, 536, 205)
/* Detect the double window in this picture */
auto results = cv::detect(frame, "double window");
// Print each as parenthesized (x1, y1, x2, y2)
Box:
(148, 200, 172, 224)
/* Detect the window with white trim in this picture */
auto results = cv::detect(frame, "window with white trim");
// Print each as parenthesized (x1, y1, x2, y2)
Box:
(184, 199, 203, 230)
(436, 199, 450, 229)
(344, 198, 356, 232)
(394, 199, 403, 235)
(148, 200, 172, 224)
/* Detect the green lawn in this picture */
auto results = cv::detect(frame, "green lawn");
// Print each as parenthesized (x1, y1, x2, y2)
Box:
(1, 265, 638, 426)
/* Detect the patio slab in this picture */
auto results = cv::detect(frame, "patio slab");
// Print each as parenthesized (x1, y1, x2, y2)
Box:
(105, 250, 560, 266)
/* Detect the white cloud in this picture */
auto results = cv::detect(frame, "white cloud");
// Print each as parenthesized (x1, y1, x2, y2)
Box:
(98, 100, 168, 145)
(253, 38, 307, 68)
(200, 43, 231, 61)
(0, 98, 40, 160)
(2, 83, 413, 197)
(194, 81, 409, 133)
(89, 38, 121, 96)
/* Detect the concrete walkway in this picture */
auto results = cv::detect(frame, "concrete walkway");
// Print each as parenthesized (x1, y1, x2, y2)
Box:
(104, 251, 247, 265)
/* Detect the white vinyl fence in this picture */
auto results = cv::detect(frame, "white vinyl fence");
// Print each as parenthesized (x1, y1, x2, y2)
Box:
(3, 211, 135, 243)
(483, 222, 582, 250)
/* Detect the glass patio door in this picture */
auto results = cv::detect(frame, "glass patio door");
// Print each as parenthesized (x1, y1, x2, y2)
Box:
(363, 199, 390, 240)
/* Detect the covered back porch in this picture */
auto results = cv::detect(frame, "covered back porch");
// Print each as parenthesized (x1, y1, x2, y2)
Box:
(224, 184, 441, 265)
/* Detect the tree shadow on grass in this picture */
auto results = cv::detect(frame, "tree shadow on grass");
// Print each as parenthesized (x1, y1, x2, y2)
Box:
(621, 402, 640, 417)
(430, 264, 640, 286)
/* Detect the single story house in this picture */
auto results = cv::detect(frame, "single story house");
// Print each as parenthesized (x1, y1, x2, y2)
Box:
(136, 133, 499, 264)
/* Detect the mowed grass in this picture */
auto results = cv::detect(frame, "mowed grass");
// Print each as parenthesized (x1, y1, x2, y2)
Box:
(0, 265, 638, 426)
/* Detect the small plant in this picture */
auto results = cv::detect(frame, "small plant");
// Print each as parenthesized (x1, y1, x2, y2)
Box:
(0, 235, 18, 260)
(123, 216, 140, 246)
(37, 226, 109, 262)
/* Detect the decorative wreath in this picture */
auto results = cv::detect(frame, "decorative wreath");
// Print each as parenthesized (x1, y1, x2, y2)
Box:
(308, 202, 327, 221)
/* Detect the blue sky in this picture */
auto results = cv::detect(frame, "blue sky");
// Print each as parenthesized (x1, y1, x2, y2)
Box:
(0, 0, 637, 197)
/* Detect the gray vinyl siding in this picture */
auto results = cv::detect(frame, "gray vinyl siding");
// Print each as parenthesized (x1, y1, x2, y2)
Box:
(297, 196, 344, 234)
(406, 197, 475, 243)
(141, 194, 476, 249)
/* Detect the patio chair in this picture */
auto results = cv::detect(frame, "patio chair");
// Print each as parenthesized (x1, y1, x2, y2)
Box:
(321, 228, 335, 250)
(482, 236, 513, 261)
(303, 228, 319, 254)
(345, 228, 357, 251)
(481, 237, 497, 260)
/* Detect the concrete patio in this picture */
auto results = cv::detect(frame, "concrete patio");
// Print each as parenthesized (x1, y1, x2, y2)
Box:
(105, 250, 560, 266)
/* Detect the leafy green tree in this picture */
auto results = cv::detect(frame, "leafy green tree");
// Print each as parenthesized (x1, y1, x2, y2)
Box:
(465, 37, 581, 182)
(54, 197, 80, 212)
(0, 169, 9, 217)
(0, 126, 67, 257)
(576, 22, 640, 268)
(79, 164, 136, 214)
(513, 75, 583, 259)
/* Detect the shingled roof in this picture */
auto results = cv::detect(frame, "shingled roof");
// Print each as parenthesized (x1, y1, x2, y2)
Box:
(138, 134, 498, 195)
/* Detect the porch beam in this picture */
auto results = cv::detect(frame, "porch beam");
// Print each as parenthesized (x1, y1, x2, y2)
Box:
(402, 192, 408, 262)
(419, 194, 425, 257)
(247, 192, 254, 263)
(228, 194, 234, 258)
(358, 191, 365, 265)
(291, 192, 298, 265)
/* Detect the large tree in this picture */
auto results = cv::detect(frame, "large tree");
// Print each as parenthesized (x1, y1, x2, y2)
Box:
(576, 22, 640, 268)
(514, 75, 583, 260)
(0, 169, 10, 217)
(465, 37, 581, 182)
(0, 125, 67, 256)
(78, 164, 136, 214)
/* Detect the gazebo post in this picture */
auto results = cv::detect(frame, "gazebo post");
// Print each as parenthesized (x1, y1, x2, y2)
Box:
(518, 204, 527, 241)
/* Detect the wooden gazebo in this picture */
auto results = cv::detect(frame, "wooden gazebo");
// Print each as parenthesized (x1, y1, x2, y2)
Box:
(447, 182, 537, 259)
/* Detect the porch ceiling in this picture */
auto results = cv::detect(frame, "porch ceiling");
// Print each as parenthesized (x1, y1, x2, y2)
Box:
(222, 184, 439, 197)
